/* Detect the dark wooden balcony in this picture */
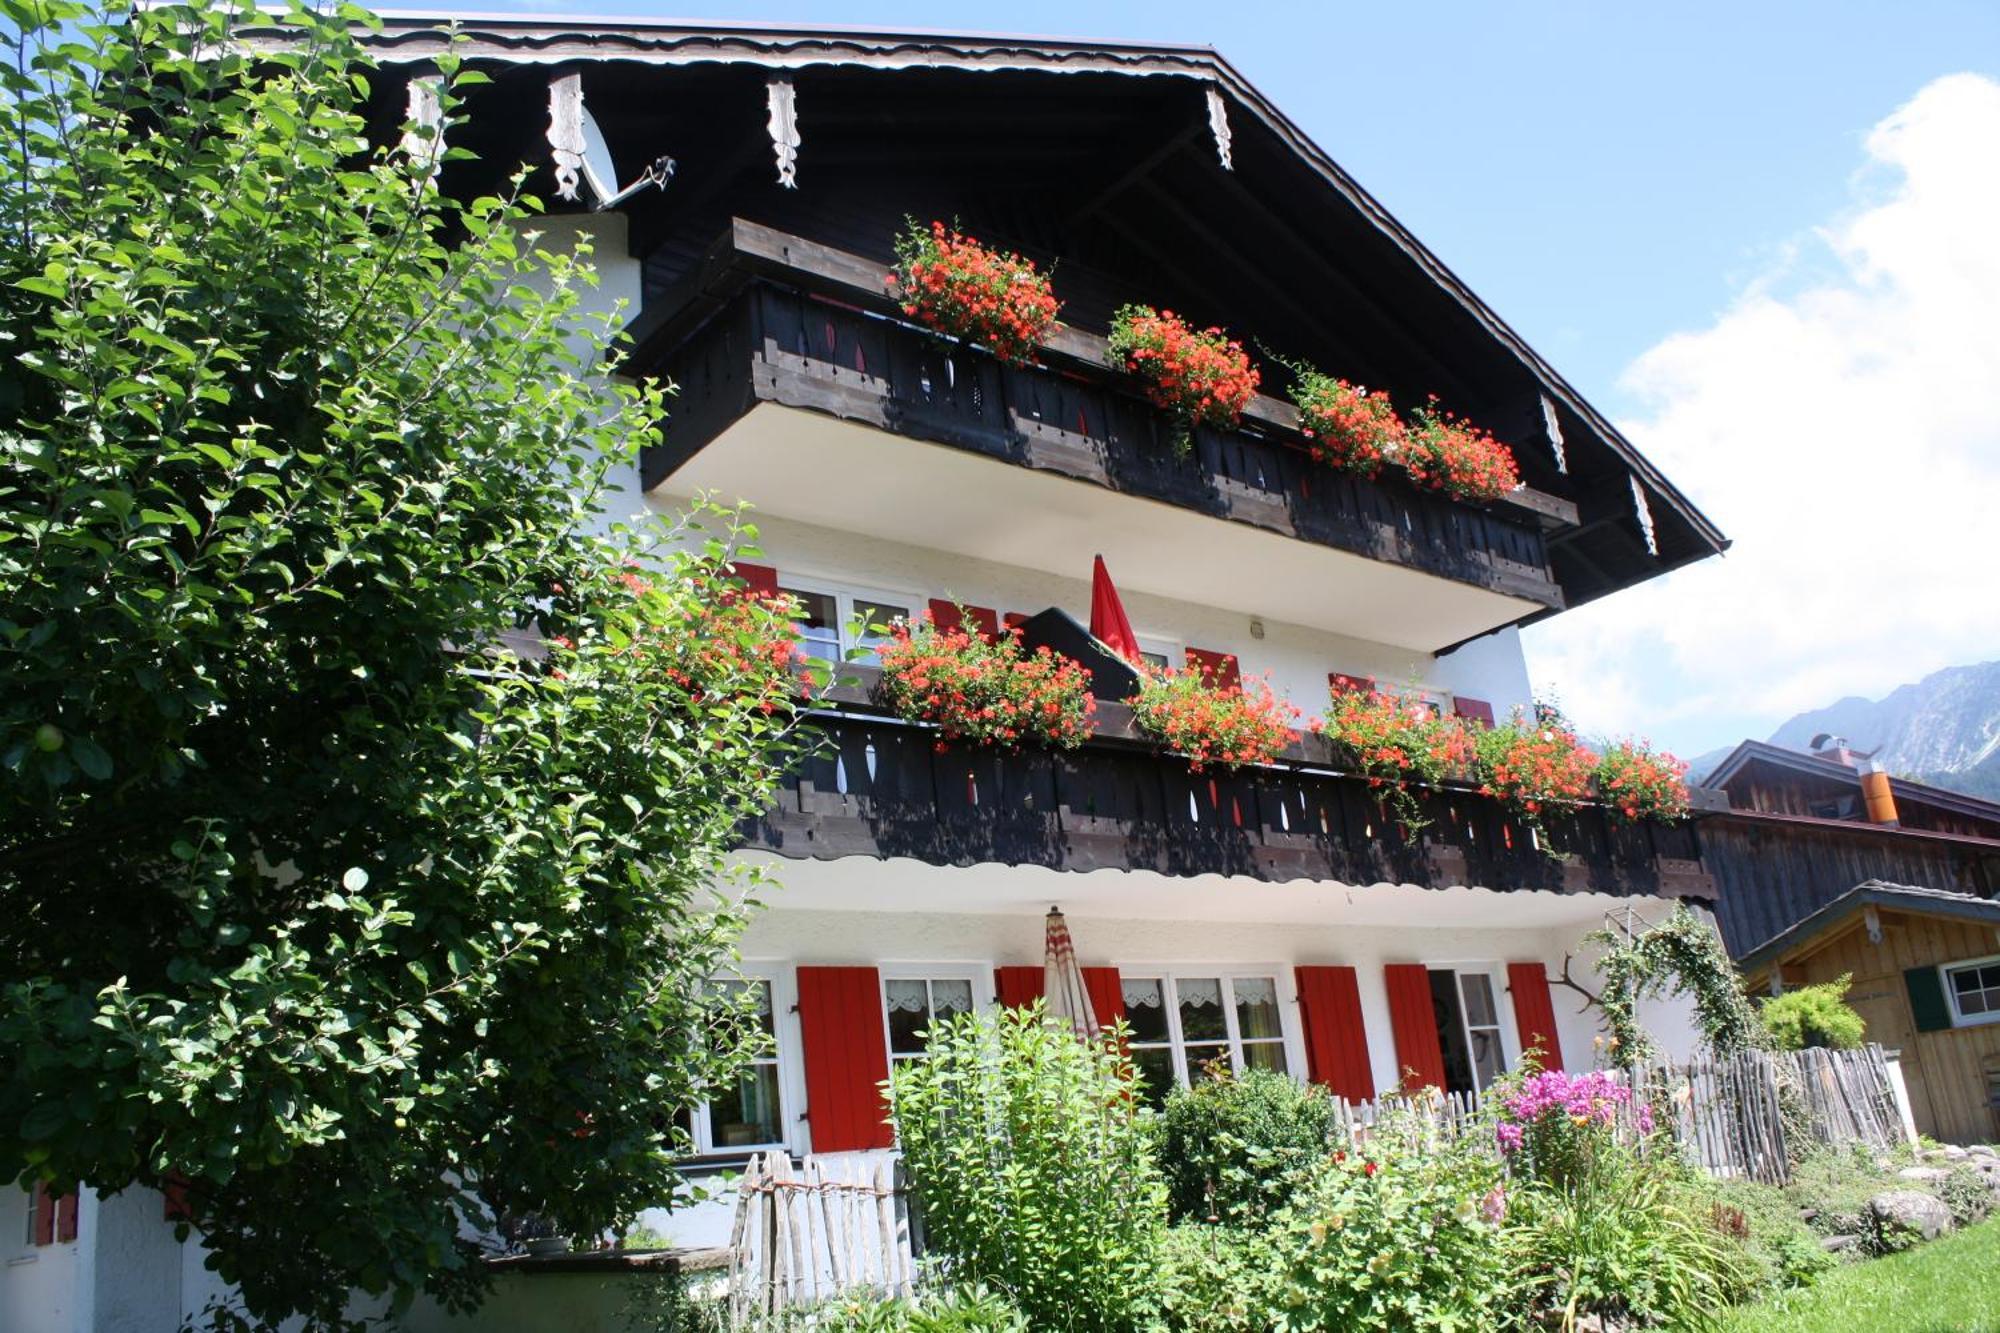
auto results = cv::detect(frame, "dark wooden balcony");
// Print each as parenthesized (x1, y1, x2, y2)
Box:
(627, 222, 1579, 640)
(744, 672, 1717, 903)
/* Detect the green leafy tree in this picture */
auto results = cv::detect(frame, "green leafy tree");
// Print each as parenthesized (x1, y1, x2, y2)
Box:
(1, 2, 808, 1326)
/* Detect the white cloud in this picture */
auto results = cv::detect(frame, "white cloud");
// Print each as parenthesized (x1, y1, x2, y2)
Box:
(1525, 73, 2000, 757)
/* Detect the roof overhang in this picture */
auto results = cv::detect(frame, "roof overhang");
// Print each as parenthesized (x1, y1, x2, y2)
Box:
(1736, 880, 2000, 975)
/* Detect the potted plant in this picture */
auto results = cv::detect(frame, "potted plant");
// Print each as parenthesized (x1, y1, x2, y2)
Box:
(1107, 304, 1260, 450)
(1473, 706, 1597, 846)
(1286, 365, 1405, 478)
(1325, 687, 1477, 838)
(1402, 397, 1521, 502)
(875, 609, 1095, 751)
(1129, 667, 1300, 771)
(888, 219, 1060, 366)
(1595, 739, 1691, 822)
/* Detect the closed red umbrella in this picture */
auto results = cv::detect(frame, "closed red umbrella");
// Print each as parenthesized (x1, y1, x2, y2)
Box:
(1088, 554, 1141, 664)
(1042, 906, 1099, 1040)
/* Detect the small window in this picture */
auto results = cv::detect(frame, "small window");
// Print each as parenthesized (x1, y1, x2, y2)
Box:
(1946, 958, 2000, 1024)
(1119, 971, 1291, 1107)
(884, 977, 976, 1062)
(781, 587, 842, 666)
(1135, 635, 1180, 674)
(777, 580, 915, 667)
(686, 978, 787, 1153)
(1429, 968, 1507, 1095)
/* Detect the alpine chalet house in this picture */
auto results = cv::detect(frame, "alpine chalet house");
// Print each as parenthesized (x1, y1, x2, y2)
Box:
(0, 15, 1735, 1316)
(366, 13, 1731, 1243)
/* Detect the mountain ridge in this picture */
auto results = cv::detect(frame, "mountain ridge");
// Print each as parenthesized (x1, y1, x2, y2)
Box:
(1692, 661, 2000, 799)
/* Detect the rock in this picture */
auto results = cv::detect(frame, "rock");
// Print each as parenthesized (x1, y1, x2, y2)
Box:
(1821, 1233, 1862, 1254)
(1942, 1145, 1970, 1160)
(1969, 1144, 1997, 1158)
(1898, 1166, 1951, 1184)
(1867, 1190, 1953, 1252)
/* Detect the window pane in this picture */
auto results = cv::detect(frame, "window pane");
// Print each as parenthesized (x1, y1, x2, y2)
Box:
(1122, 979, 1170, 1043)
(782, 588, 841, 662)
(710, 1064, 782, 1146)
(931, 979, 974, 1023)
(1178, 978, 1227, 1042)
(1962, 989, 1992, 1016)
(1429, 969, 1476, 1097)
(851, 600, 910, 664)
(1459, 974, 1498, 1028)
(1186, 1043, 1231, 1082)
(1953, 968, 1983, 996)
(1242, 1041, 1288, 1076)
(1130, 1047, 1177, 1109)
(1234, 977, 1283, 1041)
(1468, 1028, 1505, 1089)
(885, 980, 931, 1055)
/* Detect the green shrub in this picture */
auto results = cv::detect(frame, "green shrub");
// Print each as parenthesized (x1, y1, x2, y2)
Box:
(1506, 1146, 1756, 1331)
(1264, 1107, 1509, 1331)
(1697, 1177, 1836, 1294)
(890, 1004, 1167, 1332)
(1785, 1144, 1900, 1237)
(1156, 1224, 1281, 1332)
(1155, 1064, 1337, 1224)
(1760, 976, 1867, 1050)
(1938, 1166, 1991, 1228)
(809, 1286, 1030, 1332)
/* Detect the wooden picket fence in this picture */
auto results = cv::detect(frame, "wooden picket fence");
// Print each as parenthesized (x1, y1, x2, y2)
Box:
(1323, 1043, 1908, 1185)
(725, 1151, 916, 1321)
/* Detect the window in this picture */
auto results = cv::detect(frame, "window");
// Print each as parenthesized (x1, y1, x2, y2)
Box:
(1120, 973, 1291, 1107)
(884, 977, 976, 1062)
(1134, 635, 1180, 674)
(684, 977, 787, 1154)
(1946, 957, 2000, 1025)
(777, 579, 915, 667)
(1429, 969, 1506, 1095)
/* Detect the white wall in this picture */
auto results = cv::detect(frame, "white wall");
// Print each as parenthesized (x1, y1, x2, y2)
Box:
(659, 504, 1537, 721)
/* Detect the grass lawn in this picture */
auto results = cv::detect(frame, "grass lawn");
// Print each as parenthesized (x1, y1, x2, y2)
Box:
(1719, 1216, 2000, 1331)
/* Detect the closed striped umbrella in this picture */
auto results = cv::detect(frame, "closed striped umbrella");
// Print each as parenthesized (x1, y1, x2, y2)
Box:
(1042, 906, 1099, 1040)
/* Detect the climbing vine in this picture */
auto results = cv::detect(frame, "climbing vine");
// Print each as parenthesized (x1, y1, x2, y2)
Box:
(1578, 906, 1764, 1065)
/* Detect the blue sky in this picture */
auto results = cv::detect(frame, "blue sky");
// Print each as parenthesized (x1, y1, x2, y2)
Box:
(428, 1, 2000, 758)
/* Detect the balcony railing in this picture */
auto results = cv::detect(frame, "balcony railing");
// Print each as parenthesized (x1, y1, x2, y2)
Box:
(743, 672, 1716, 902)
(628, 221, 1576, 612)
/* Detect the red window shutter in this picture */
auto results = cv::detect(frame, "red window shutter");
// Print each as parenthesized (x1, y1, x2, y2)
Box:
(31, 1181, 54, 1247)
(994, 966, 1045, 1010)
(796, 966, 894, 1154)
(726, 562, 779, 598)
(1295, 966, 1374, 1102)
(1185, 648, 1241, 691)
(1081, 967, 1125, 1031)
(1002, 612, 1029, 631)
(1452, 697, 1496, 729)
(927, 599, 1001, 643)
(1383, 964, 1447, 1093)
(163, 1172, 192, 1223)
(1506, 962, 1565, 1072)
(55, 1191, 78, 1244)
(1329, 672, 1375, 697)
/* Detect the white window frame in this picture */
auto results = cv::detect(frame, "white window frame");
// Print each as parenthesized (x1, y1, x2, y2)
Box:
(1114, 967, 1303, 1091)
(1133, 633, 1183, 675)
(1427, 962, 1513, 1093)
(879, 963, 991, 1064)
(773, 571, 926, 666)
(1942, 954, 2000, 1028)
(687, 963, 797, 1158)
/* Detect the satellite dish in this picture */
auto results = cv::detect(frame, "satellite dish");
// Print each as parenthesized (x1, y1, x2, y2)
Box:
(578, 103, 675, 211)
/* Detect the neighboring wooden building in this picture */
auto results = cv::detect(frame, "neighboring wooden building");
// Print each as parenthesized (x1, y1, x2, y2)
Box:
(1701, 740, 2000, 956)
(1740, 881, 2000, 1145)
